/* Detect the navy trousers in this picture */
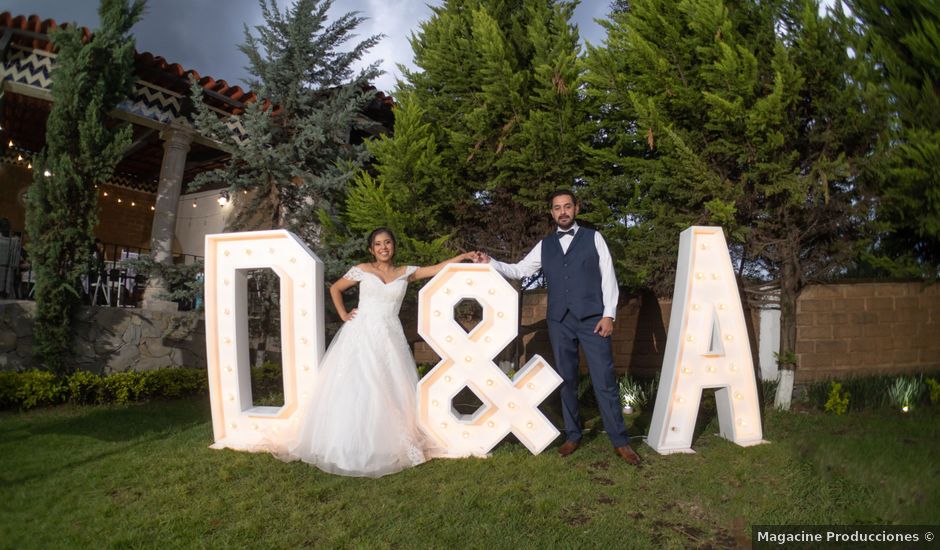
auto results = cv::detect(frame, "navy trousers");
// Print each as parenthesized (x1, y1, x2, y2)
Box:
(547, 312, 630, 447)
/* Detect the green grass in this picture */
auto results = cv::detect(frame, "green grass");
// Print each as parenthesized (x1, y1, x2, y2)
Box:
(1, 398, 938, 549)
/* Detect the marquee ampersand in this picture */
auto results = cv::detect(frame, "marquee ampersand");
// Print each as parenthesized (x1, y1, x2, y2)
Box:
(416, 263, 562, 457)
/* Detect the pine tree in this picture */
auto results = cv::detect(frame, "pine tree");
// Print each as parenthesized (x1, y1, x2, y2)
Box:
(351, 0, 590, 262)
(25, 0, 145, 374)
(190, 0, 381, 277)
(848, 0, 940, 277)
(583, 0, 890, 407)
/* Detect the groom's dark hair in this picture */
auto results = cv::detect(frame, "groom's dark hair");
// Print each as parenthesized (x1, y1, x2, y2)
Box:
(548, 189, 577, 206)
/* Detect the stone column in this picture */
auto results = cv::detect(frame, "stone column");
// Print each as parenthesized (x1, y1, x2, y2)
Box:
(142, 123, 194, 311)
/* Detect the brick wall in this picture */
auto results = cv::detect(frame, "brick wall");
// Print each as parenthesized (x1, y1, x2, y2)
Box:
(94, 184, 156, 249)
(795, 282, 940, 382)
(408, 282, 939, 382)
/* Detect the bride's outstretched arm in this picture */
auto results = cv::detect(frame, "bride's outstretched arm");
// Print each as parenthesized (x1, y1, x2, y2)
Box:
(409, 251, 477, 281)
(330, 274, 360, 321)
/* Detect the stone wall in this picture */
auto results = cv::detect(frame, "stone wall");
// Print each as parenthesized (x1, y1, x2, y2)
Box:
(795, 282, 940, 382)
(0, 300, 205, 373)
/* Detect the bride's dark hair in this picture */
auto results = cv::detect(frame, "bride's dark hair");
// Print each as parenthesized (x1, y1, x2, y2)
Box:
(367, 227, 397, 251)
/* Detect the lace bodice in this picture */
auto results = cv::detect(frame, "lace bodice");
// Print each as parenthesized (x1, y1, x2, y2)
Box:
(343, 265, 418, 317)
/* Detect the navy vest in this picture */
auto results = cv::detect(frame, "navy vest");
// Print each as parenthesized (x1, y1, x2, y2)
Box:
(541, 227, 604, 322)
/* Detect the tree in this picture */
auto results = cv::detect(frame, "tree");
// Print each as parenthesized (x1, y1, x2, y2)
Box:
(848, 0, 940, 277)
(583, 0, 890, 408)
(25, 0, 145, 374)
(190, 0, 381, 277)
(351, 0, 590, 262)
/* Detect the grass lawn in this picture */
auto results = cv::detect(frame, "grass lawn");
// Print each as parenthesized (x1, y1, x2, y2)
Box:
(1, 397, 938, 548)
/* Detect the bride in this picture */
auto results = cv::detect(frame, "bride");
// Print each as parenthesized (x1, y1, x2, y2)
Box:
(283, 228, 475, 477)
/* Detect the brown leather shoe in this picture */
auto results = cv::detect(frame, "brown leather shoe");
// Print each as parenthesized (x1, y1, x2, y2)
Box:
(613, 445, 641, 465)
(558, 440, 580, 457)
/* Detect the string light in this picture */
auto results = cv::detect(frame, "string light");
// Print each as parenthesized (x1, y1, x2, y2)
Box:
(7, 140, 13, 148)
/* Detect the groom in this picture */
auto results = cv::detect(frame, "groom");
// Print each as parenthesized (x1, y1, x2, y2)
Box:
(478, 190, 640, 465)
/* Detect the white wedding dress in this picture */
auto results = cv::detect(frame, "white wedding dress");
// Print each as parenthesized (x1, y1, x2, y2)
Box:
(284, 265, 431, 477)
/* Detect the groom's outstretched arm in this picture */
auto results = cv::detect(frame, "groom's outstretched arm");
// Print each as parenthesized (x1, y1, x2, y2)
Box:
(478, 243, 542, 280)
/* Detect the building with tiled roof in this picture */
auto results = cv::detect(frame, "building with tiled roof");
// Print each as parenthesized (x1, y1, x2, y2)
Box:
(0, 12, 393, 308)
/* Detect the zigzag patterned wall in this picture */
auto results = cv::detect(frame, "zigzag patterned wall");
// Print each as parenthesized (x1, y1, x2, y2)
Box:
(1, 44, 247, 144)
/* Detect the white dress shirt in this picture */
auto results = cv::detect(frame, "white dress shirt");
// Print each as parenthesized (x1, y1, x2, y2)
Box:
(489, 223, 620, 320)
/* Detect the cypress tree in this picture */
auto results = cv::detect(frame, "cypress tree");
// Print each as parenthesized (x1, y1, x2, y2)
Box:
(189, 0, 381, 277)
(583, 0, 890, 407)
(351, 0, 590, 261)
(25, 0, 145, 374)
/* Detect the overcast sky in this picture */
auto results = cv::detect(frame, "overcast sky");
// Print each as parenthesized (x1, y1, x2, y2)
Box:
(4, 0, 612, 94)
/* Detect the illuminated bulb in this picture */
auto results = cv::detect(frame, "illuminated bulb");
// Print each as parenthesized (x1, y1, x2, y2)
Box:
(217, 195, 229, 207)
(729, 363, 737, 372)
(223, 337, 231, 344)
(725, 334, 734, 342)
(486, 379, 494, 386)
(526, 421, 534, 429)
(245, 249, 252, 255)
(130, 202, 135, 207)
(225, 366, 233, 373)
(301, 338, 308, 344)
(487, 421, 495, 428)
(488, 288, 496, 295)
(718, 304, 726, 310)
(227, 394, 234, 401)
(497, 312, 504, 318)
(444, 375, 452, 383)
(150, 205, 155, 211)
(508, 402, 516, 409)
(27, 162, 32, 169)
(440, 422, 448, 429)
(290, 257, 297, 264)
(687, 335, 695, 342)
(16, 154, 23, 161)
(484, 336, 492, 343)
(465, 278, 474, 286)
(735, 392, 742, 400)
(432, 400, 439, 407)
(300, 309, 307, 317)
(443, 288, 451, 295)
(243, 190, 247, 194)
(526, 383, 535, 389)
(229, 423, 237, 429)
(676, 396, 684, 403)
(433, 310, 441, 317)
(695, 272, 704, 279)
(117, 198, 122, 203)
(682, 367, 692, 374)
(103, 191, 109, 197)
(692, 304, 700, 311)
(711, 273, 719, 279)
(701, 242, 709, 250)
(738, 418, 747, 426)
(43, 169, 52, 177)
(462, 431, 470, 439)
(902, 406, 909, 413)
(192, 201, 197, 208)
(7, 140, 12, 147)
(707, 366, 716, 373)
(445, 335, 453, 343)
(464, 355, 472, 363)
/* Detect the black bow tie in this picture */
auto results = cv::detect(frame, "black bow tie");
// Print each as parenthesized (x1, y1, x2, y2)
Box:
(557, 229, 575, 237)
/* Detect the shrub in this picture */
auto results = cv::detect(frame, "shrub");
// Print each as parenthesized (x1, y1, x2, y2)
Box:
(67, 370, 102, 405)
(926, 378, 940, 406)
(888, 376, 925, 413)
(824, 382, 850, 415)
(0, 371, 20, 409)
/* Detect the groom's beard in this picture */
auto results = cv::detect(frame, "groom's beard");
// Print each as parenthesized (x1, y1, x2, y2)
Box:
(556, 217, 574, 230)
